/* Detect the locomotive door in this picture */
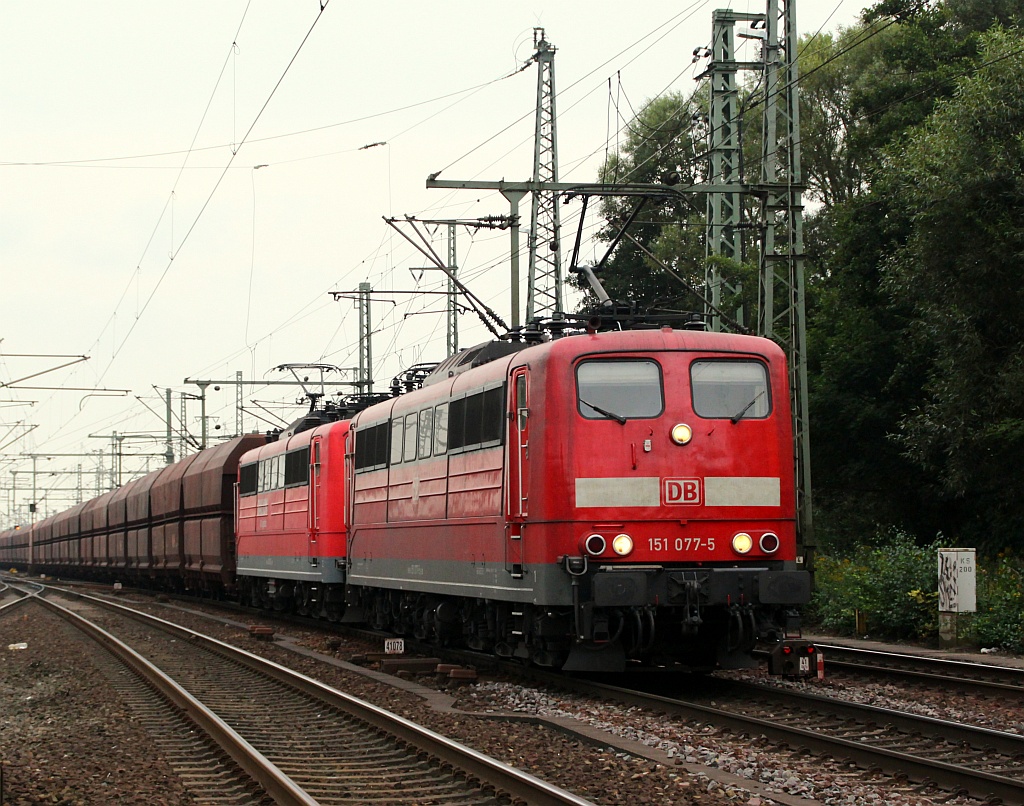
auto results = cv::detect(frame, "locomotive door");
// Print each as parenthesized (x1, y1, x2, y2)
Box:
(308, 436, 323, 563)
(505, 368, 530, 577)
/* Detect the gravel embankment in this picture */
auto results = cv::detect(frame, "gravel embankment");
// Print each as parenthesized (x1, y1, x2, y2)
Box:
(1, 606, 196, 806)
(1, 593, 1003, 806)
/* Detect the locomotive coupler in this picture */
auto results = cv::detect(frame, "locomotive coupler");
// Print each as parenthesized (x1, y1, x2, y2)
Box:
(562, 555, 588, 576)
(679, 577, 702, 634)
(564, 557, 587, 640)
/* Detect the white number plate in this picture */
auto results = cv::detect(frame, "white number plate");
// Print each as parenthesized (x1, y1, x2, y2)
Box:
(384, 638, 405, 655)
(647, 537, 716, 552)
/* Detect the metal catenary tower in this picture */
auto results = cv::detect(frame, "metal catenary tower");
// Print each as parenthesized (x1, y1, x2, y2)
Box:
(526, 28, 563, 321)
(357, 282, 373, 394)
(757, 0, 813, 564)
(702, 0, 812, 565)
(703, 10, 757, 332)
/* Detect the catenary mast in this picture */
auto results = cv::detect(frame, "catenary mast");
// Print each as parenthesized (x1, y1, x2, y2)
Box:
(526, 28, 563, 321)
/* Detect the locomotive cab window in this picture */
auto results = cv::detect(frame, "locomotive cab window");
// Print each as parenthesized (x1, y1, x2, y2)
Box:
(691, 360, 770, 420)
(576, 359, 663, 420)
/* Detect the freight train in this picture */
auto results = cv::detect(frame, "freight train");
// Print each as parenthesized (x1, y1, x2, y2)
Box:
(1, 324, 812, 673)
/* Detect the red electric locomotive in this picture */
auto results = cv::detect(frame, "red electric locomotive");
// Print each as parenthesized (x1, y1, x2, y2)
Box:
(232, 325, 809, 672)
(235, 417, 350, 620)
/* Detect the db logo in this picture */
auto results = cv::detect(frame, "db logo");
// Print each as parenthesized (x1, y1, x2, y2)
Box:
(664, 478, 701, 505)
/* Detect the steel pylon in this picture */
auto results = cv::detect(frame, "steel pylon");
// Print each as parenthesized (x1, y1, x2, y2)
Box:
(756, 0, 813, 560)
(526, 28, 563, 321)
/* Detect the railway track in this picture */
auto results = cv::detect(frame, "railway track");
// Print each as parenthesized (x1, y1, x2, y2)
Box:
(816, 641, 1024, 696)
(530, 668, 1024, 805)
(18, 578, 1022, 804)
(6, 584, 592, 806)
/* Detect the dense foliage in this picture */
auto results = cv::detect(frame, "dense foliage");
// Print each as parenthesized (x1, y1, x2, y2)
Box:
(809, 8, 1024, 551)
(972, 555, 1024, 650)
(810, 534, 1024, 651)
(810, 533, 939, 640)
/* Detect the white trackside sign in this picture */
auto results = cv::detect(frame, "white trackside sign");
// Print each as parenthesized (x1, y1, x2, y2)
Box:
(938, 548, 976, 613)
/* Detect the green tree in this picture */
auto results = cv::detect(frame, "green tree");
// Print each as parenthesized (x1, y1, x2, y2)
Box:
(882, 27, 1024, 543)
(797, 27, 877, 208)
(802, 5, 1024, 549)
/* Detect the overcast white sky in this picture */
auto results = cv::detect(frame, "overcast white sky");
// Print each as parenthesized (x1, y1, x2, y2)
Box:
(0, 0, 865, 520)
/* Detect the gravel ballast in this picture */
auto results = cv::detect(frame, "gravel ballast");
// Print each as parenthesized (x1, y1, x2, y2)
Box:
(1, 606, 196, 806)
(1, 591, 1006, 805)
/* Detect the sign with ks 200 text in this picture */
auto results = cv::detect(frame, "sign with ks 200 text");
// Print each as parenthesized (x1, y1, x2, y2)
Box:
(938, 548, 976, 613)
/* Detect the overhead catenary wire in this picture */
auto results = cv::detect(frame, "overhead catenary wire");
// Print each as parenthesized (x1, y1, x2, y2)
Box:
(98, 2, 333, 382)
(6, 4, 882, 488)
(30, 3, 334, 456)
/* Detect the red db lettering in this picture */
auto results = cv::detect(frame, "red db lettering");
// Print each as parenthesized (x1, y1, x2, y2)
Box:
(664, 478, 701, 505)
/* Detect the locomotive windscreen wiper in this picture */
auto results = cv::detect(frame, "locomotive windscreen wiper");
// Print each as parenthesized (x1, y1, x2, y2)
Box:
(579, 398, 627, 425)
(730, 391, 765, 424)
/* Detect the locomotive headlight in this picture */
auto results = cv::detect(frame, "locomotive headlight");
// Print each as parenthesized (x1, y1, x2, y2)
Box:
(670, 423, 693, 445)
(611, 534, 634, 556)
(731, 532, 753, 554)
(759, 532, 780, 554)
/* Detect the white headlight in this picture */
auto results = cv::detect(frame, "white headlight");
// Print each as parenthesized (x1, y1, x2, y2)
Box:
(611, 534, 634, 556)
(731, 532, 753, 554)
(670, 423, 693, 445)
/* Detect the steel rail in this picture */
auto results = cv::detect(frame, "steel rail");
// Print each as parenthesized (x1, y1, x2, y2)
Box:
(0, 592, 30, 614)
(816, 642, 1024, 694)
(49, 586, 594, 806)
(0, 578, 42, 612)
(534, 672, 1024, 805)
(723, 678, 1024, 756)
(26, 593, 318, 806)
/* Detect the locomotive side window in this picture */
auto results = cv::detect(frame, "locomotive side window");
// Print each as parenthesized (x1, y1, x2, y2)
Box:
(284, 447, 310, 487)
(354, 421, 390, 472)
(354, 427, 369, 468)
(239, 463, 258, 497)
(691, 360, 770, 419)
(448, 397, 467, 451)
(433, 403, 449, 455)
(447, 383, 506, 454)
(418, 408, 433, 459)
(576, 360, 663, 420)
(481, 386, 504, 443)
(403, 413, 418, 462)
(390, 418, 405, 465)
(464, 393, 484, 446)
(516, 374, 528, 430)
